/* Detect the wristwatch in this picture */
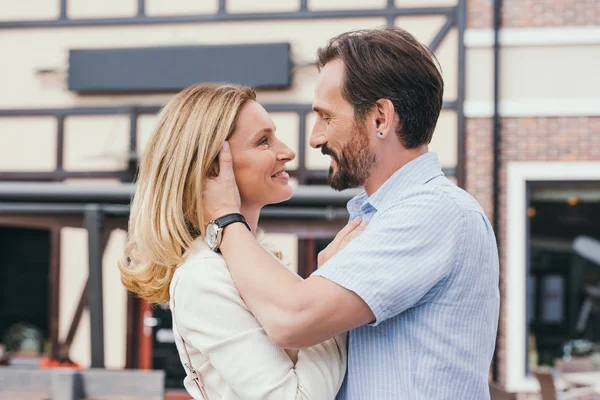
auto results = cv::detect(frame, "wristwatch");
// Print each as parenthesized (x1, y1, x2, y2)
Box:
(205, 213, 251, 252)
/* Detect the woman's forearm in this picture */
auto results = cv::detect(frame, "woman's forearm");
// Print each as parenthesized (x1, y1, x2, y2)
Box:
(219, 223, 308, 344)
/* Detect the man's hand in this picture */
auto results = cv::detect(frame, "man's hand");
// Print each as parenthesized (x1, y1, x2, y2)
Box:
(203, 141, 241, 221)
(318, 217, 367, 267)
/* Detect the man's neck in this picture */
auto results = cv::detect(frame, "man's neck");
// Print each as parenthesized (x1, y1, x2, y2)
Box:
(363, 146, 428, 196)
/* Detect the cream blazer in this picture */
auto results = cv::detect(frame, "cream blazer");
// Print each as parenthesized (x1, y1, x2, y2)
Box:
(169, 238, 347, 400)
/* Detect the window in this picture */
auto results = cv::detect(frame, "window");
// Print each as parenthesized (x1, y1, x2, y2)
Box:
(526, 182, 600, 371)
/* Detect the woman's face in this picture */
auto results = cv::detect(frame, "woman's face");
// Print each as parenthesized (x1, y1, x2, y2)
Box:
(228, 100, 296, 208)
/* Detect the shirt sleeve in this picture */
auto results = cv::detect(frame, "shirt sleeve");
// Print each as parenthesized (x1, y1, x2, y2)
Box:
(312, 188, 464, 325)
(172, 255, 347, 400)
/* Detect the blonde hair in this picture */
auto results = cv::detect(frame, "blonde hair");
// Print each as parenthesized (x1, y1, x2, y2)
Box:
(118, 83, 256, 304)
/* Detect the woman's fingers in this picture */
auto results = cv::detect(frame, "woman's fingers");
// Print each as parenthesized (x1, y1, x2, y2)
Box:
(339, 220, 367, 249)
(317, 218, 367, 268)
(202, 141, 242, 220)
(330, 216, 362, 247)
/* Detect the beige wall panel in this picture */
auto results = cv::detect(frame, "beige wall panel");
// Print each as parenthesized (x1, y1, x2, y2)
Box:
(304, 112, 331, 170)
(0, 0, 59, 20)
(145, 0, 218, 16)
(429, 110, 457, 168)
(257, 67, 321, 105)
(270, 112, 299, 170)
(59, 228, 128, 368)
(396, 0, 457, 6)
(68, 0, 137, 18)
(309, 0, 386, 11)
(228, 0, 299, 13)
(394, 17, 458, 101)
(71, 309, 92, 367)
(395, 15, 447, 46)
(435, 28, 458, 101)
(0, 117, 56, 171)
(467, 45, 600, 105)
(0, 18, 384, 108)
(59, 228, 90, 367)
(465, 47, 493, 104)
(137, 114, 160, 157)
(102, 229, 127, 369)
(63, 115, 129, 171)
(260, 232, 298, 273)
(501, 45, 600, 101)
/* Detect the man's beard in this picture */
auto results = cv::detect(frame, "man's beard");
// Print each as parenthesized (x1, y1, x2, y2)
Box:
(322, 120, 377, 191)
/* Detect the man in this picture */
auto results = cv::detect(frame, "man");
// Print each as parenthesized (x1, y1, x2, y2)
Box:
(203, 27, 499, 399)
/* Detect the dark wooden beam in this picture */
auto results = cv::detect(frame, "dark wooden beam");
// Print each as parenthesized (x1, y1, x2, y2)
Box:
(49, 227, 61, 359)
(297, 238, 317, 279)
(64, 285, 86, 351)
(125, 293, 140, 369)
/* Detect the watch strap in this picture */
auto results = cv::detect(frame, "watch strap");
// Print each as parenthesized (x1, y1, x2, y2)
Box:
(215, 213, 251, 232)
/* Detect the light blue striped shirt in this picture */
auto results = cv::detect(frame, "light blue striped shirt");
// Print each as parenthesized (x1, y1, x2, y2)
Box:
(313, 152, 500, 400)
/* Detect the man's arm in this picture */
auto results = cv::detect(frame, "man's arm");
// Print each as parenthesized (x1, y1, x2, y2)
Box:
(203, 143, 460, 349)
(202, 143, 373, 348)
(219, 222, 374, 349)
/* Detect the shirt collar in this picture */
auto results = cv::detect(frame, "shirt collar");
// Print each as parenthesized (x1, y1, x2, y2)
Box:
(347, 152, 444, 215)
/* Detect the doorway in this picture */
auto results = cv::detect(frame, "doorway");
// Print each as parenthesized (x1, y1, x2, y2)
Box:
(0, 227, 50, 356)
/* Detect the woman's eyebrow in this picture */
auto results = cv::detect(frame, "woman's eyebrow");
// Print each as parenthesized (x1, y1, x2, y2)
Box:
(251, 127, 274, 141)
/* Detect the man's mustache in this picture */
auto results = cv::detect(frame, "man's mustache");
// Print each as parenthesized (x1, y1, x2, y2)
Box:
(321, 145, 340, 163)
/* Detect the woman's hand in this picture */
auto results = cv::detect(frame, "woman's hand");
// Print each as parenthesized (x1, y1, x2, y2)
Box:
(317, 217, 367, 268)
(203, 141, 242, 221)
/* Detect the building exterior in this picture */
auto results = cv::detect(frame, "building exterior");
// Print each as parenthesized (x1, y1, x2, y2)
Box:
(0, 0, 598, 398)
(465, 0, 600, 398)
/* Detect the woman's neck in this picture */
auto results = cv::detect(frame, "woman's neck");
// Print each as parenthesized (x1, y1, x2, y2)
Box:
(239, 204, 261, 236)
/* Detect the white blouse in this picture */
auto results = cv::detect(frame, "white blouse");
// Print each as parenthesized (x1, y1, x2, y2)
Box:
(169, 238, 347, 400)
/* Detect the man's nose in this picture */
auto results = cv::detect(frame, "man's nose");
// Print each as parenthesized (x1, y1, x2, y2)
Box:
(309, 122, 326, 149)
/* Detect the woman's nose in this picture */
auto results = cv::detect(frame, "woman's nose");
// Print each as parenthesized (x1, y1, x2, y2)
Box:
(277, 143, 296, 162)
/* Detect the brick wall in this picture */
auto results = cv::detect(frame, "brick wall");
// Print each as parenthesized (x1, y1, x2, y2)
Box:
(466, 116, 600, 388)
(468, 0, 600, 29)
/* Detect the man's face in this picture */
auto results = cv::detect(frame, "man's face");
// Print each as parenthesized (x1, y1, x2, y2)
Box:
(310, 59, 377, 191)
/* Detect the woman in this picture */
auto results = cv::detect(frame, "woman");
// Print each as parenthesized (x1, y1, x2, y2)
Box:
(119, 83, 346, 399)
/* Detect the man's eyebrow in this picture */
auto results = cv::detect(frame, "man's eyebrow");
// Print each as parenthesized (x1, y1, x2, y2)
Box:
(312, 106, 330, 114)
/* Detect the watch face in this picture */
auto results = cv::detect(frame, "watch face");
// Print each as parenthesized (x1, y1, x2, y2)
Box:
(206, 222, 219, 250)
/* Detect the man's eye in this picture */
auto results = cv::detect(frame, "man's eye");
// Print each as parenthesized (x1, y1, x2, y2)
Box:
(259, 137, 269, 146)
(322, 115, 331, 123)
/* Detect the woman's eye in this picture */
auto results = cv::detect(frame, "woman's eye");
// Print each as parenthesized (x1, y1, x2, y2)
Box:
(259, 137, 269, 146)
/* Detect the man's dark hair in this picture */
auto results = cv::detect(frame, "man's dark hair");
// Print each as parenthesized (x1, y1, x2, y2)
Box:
(317, 26, 444, 149)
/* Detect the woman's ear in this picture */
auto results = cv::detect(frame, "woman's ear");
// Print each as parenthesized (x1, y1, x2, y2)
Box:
(206, 155, 220, 178)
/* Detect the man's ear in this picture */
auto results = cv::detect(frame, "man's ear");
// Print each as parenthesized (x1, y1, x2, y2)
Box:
(375, 99, 395, 131)
(206, 156, 220, 178)
(373, 99, 396, 139)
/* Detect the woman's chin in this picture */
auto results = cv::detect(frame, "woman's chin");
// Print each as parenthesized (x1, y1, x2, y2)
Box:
(268, 185, 294, 205)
